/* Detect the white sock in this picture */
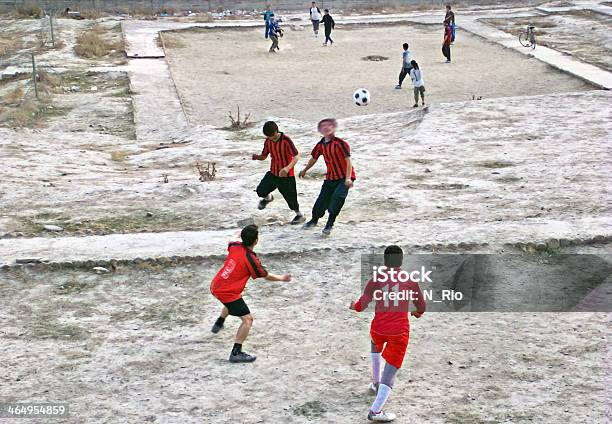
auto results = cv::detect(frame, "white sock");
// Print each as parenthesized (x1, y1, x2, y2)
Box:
(371, 353, 381, 385)
(370, 384, 391, 413)
(264, 194, 272, 200)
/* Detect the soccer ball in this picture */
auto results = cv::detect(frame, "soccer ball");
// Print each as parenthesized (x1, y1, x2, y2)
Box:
(353, 88, 370, 106)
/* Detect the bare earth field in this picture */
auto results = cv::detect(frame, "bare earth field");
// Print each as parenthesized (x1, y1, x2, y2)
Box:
(1, 91, 610, 239)
(1, 5, 611, 424)
(485, 10, 612, 72)
(1, 251, 610, 424)
(162, 24, 594, 127)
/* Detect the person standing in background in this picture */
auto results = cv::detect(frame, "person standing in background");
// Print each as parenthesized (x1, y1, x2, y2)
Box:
(263, 4, 274, 39)
(321, 9, 335, 46)
(309, 2, 322, 37)
(442, 22, 452, 63)
(445, 4, 456, 43)
(395, 43, 412, 89)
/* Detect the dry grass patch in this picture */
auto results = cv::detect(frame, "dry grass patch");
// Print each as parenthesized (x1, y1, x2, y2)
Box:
(74, 25, 124, 58)
(15, 4, 43, 19)
(0, 36, 27, 59)
(2, 86, 24, 105)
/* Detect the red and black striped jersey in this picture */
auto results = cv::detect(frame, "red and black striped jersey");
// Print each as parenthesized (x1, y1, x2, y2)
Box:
(210, 242, 268, 303)
(311, 136, 356, 181)
(261, 133, 299, 177)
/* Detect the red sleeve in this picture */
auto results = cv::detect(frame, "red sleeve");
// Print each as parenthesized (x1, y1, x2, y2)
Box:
(311, 142, 321, 159)
(261, 139, 270, 159)
(411, 281, 426, 313)
(245, 250, 268, 279)
(284, 136, 298, 156)
(354, 280, 376, 312)
(339, 139, 351, 157)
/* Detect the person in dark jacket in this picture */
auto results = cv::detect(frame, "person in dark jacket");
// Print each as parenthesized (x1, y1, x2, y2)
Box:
(321, 9, 335, 46)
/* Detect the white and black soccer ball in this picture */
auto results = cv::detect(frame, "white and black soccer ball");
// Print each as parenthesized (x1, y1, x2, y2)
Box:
(353, 88, 370, 106)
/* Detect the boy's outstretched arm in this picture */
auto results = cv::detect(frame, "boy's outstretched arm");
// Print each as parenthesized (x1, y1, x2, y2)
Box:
(265, 273, 292, 282)
(349, 280, 374, 312)
(299, 155, 318, 178)
(279, 153, 300, 177)
(252, 142, 269, 161)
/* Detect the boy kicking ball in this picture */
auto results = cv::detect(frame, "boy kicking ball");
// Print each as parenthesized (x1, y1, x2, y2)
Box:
(210, 224, 292, 363)
(350, 245, 426, 422)
(253, 121, 305, 225)
(299, 118, 355, 236)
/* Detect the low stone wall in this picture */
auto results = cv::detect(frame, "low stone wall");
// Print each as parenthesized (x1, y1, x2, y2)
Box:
(2, 0, 489, 13)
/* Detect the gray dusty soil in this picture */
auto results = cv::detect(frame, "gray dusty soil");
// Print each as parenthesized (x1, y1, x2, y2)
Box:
(162, 23, 594, 127)
(0, 248, 610, 424)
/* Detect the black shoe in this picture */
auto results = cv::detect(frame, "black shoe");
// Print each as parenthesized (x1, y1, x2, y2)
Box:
(322, 223, 333, 236)
(303, 219, 318, 229)
(257, 195, 274, 210)
(229, 351, 257, 363)
(290, 213, 305, 225)
(211, 323, 223, 334)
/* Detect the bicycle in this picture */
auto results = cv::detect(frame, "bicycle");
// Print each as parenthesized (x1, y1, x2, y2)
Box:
(519, 24, 536, 49)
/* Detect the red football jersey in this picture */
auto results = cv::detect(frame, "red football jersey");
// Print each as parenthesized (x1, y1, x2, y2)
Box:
(354, 268, 426, 335)
(210, 242, 268, 303)
(261, 133, 299, 177)
(311, 136, 356, 181)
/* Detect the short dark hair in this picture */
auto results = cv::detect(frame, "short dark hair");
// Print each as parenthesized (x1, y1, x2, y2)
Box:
(317, 118, 337, 129)
(384, 245, 403, 268)
(324, 8, 329, 12)
(411, 60, 419, 69)
(241, 225, 259, 247)
(263, 121, 278, 137)
(403, 43, 409, 50)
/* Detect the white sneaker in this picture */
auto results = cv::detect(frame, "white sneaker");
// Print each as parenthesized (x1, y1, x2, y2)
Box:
(368, 410, 396, 422)
(368, 382, 379, 394)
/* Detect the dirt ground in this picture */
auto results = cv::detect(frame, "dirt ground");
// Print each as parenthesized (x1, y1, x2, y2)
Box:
(0, 249, 610, 424)
(1, 6, 611, 424)
(162, 23, 594, 127)
(1, 90, 610, 238)
(485, 10, 612, 72)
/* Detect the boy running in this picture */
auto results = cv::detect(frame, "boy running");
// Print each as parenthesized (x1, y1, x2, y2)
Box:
(309, 2, 322, 37)
(321, 9, 335, 46)
(394, 43, 412, 89)
(350, 245, 426, 422)
(252, 121, 305, 225)
(409, 60, 425, 107)
(299, 118, 355, 235)
(210, 224, 292, 363)
(268, 15, 283, 53)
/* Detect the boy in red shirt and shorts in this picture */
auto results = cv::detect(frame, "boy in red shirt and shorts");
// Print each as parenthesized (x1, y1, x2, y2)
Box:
(210, 224, 292, 363)
(350, 245, 426, 422)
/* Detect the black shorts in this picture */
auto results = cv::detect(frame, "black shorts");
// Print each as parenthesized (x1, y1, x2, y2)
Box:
(223, 298, 251, 317)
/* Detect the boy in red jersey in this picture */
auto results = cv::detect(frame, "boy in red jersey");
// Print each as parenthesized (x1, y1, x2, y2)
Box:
(350, 245, 426, 422)
(298, 118, 355, 235)
(210, 224, 292, 363)
(253, 121, 304, 225)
